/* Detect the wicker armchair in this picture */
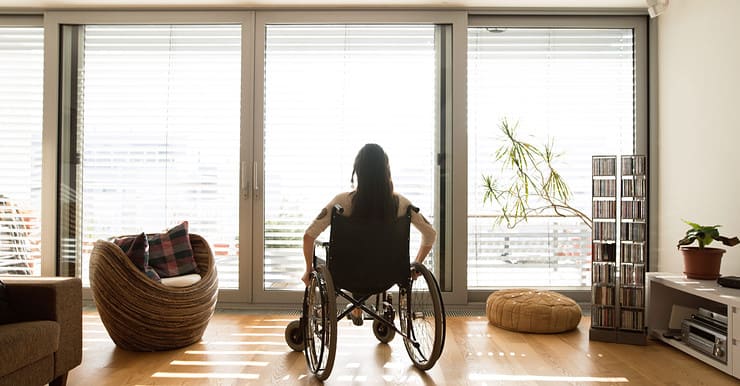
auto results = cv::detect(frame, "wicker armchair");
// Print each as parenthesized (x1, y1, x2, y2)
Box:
(89, 233, 218, 351)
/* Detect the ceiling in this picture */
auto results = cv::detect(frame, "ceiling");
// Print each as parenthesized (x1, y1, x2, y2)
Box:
(0, 0, 649, 11)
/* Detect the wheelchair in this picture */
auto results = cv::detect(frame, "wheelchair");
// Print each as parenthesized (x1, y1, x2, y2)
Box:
(284, 204, 446, 380)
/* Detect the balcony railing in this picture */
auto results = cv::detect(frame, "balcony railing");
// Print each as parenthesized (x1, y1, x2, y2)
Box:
(468, 215, 591, 288)
(0, 195, 37, 275)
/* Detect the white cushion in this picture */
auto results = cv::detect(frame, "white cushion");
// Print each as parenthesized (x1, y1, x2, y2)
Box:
(160, 273, 201, 287)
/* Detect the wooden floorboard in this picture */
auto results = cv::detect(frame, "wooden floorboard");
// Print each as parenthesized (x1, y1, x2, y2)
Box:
(69, 310, 739, 385)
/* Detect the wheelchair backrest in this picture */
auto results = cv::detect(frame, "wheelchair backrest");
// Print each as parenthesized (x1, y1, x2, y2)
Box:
(327, 204, 414, 295)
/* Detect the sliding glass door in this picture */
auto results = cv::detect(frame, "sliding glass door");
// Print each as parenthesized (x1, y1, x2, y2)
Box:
(51, 11, 465, 304)
(262, 23, 439, 291)
(56, 17, 246, 291)
(467, 17, 647, 290)
(254, 12, 464, 302)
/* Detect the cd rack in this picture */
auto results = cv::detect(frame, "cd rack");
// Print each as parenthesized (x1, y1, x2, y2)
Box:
(590, 155, 648, 345)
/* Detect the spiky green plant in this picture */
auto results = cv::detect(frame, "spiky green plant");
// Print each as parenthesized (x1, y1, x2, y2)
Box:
(482, 118, 592, 229)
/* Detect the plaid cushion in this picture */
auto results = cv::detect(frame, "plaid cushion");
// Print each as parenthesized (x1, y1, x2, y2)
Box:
(114, 233, 148, 269)
(113, 233, 161, 282)
(148, 221, 199, 278)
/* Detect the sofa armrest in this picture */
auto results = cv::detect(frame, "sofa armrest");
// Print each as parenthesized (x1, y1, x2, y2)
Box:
(3, 277, 82, 379)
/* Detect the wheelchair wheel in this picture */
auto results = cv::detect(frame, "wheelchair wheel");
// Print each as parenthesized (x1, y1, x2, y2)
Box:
(399, 262, 446, 370)
(285, 319, 305, 352)
(372, 319, 396, 343)
(303, 264, 337, 381)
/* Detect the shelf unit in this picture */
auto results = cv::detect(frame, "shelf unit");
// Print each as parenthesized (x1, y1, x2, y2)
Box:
(590, 155, 647, 345)
(591, 156, 618, 336)
(647, 273, 740, 379)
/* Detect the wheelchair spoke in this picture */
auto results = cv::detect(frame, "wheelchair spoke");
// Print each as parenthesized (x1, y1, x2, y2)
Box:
(302, 265, 337, 381)
(409, 302, 434, 360)
(399, 263, 445, 371)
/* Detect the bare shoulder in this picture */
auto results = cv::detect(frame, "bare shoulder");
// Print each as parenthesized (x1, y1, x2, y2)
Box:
(394, 192, 409, 203)
(393, 193, 415, 210)
(331, 191, 354, 207)
(333, 191, 353, 200)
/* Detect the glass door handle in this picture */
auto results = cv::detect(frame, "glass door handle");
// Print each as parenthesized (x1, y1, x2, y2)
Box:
(253, 161, 260, 201)
(241, 161, 250, 199)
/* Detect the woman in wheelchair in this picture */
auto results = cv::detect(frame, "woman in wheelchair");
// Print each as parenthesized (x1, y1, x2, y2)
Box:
(302, 143, 437, 321)
(287, 143, 445, 380)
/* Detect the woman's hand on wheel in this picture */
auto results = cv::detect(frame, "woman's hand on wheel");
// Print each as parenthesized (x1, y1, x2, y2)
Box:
(301, 270, 311, 286)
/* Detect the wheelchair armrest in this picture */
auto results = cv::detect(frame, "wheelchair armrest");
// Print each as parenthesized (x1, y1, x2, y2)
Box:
(333, 204, 344, 215)
(312, 239, 330, 268)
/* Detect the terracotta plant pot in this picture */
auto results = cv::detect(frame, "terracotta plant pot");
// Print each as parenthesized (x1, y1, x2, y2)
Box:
(680, 246, 725, 280)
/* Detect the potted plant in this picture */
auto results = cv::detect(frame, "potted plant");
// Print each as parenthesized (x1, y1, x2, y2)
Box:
(677, 220, 739, 279)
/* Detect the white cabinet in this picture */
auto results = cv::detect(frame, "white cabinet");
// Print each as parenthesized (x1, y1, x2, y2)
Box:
(646, 273, 740, 378)
(734, 305, 740, 376)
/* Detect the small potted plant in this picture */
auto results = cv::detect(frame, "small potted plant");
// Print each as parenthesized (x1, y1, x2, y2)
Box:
(677, 220, 739, 279)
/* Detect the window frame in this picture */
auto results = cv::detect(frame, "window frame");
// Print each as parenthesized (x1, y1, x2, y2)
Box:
(252, 11, 468, 305)
(466, 15, 648, 303)
(34, 10, 650, 308)
(43, 11, 255, 303)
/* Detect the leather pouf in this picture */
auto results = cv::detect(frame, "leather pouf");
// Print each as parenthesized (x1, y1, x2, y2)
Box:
(486, 289, 582, 333)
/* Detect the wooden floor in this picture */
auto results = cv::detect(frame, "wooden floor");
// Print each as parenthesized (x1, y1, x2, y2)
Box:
(68, 310, 739, 386)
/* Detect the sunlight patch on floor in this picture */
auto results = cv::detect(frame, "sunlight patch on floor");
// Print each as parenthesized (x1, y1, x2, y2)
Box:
(151, 372, 259, 379)
(169, 360, 269, 367)
(338, 375, 369, 382)
(230, 332, 283, 337)
(381, 374, 425, 383)
(469, 374, 629, 382)
(201, 340, 286, 346)
(184, 350, 288, 356)
(83, 329, 108, 334)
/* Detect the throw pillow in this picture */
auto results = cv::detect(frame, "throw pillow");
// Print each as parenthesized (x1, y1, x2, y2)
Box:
(113, 233, 161, 282)
(0, 280, 16, 324)
(148, 221, 200, 278)
(114, 233, 148, 269)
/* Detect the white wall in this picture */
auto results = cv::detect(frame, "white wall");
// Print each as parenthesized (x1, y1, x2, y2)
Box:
(657, 0, 740, 274)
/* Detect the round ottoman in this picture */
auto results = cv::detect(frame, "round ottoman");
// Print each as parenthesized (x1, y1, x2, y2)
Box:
(486, 289, 582, 333)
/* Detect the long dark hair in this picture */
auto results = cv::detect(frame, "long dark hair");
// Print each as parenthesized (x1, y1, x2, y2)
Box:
(351, 143, 397, 221)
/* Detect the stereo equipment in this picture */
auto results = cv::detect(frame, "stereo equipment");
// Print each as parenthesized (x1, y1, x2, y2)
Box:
(681, 318, 727, 364)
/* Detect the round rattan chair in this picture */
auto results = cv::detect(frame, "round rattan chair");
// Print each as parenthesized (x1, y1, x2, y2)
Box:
(89, 233, 218, 351)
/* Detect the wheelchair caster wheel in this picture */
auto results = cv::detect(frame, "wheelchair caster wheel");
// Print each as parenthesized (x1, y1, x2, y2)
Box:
(372, 319, 395, 344)
(285, 319, 305, 351)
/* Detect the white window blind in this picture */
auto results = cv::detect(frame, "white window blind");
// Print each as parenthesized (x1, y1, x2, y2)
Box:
(72, 25, 241, 287)
(263, 25, 438, 290)
(0, 27, 43, 276)
(468, 27, 635, 288)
